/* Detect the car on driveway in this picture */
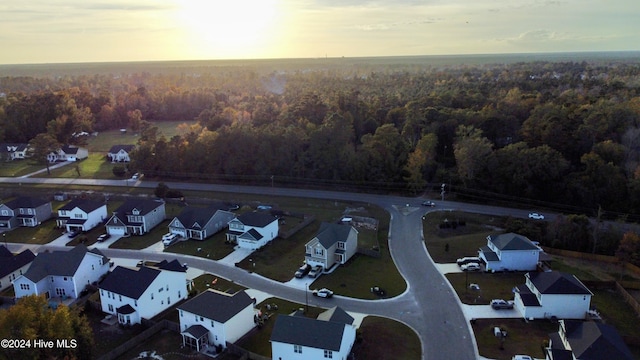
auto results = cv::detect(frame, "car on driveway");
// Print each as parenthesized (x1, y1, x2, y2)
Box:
(457, 256, 481, 266)
(97, 233, 111, 242)
(294, 264, 311, 278)
(162, 233, 179, 247)
(461, 262, 482, 271)
(491, 299, 515, 310)
(67, 230, 81, 238)
(512, 356, 533, 360)
(312, 288, 334, 298)
(421, 200, 436, 207)
(528, 212, 544, 220)
(308, 265, 322, 278)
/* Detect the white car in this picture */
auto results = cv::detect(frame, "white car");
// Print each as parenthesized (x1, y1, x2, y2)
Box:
(312, 288, 334, 298)
(512, 356, 533, 360)
(461, 262, 482, 271)
(528, 212, 545, 220)
(162, 233, 179, 246)
(457, 256, 481, 266)
(491, 299, 515, 310)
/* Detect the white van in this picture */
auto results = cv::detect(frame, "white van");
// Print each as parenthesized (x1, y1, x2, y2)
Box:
(162, 233, 179, 247)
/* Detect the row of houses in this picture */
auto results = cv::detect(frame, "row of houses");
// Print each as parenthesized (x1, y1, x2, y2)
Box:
(0, 143, 136, 163)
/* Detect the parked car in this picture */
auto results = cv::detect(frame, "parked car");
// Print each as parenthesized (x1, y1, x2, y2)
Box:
(308, 265, 323, 278)
(528, 212, 544, 220)
(162, 233, 179, 247)
(312, 288, 334, 298)
(131, 173, 141, 180)
(67, 230, 81, 238)
(294, 264, 311, 278)
(457, 256, 481, 266)
(421, 200, 436, 207)
(461, 262, 482, 271)
(491, 299, 515, 310)
(512, 356, 533, 360)
(97, 233, 111, 242)
(371, 286, 386, 296)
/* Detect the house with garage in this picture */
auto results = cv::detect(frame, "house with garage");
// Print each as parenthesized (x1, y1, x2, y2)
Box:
(99, 259, 188, 326)
(0, 245, 35, 291)
(105, 198, 166, 236)
(0, 196, 52, 229)
(178, 289, 256, 352)
(305, 222, 358, 271)
(226, 212, 278, 250)
(546, 320, 634, 360)
(0, 143, 28, 161)
(47, 145, 89, 162)
(513, 271, 593, 320)
(13, 244, 109, 300)
(478, 232, 541, 272)
(169, 205, 235, 241)
(56, 198, 108, 233)
(107, 144, 135, 162)
(271, 306, 357, 360)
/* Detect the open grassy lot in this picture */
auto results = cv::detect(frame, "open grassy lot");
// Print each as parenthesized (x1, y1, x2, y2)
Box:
(86, 121, 193, 152)
(34, 153, 120, 179)
(446, 271, 525, 305)
(473, 318, 558, 360)
(165, 231, 237, 260)
(352, 316, 421, 360)
(0, 159, 43, 177)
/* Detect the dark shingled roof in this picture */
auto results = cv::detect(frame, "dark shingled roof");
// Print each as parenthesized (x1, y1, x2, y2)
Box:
(240, 228, 263, 241)
(488, 233, 539, 251)
(479, 246, 499, 261)
(315, 222, 355, 249)
(58, 199, 104, 213)
(317, 306, 354, 325)
(117, 304, 136, 315)
(182, 324, 209, 339)
(236, 212, 277, 227)
(515, 284, 541, 306)
(23, 245, 108, 282)
(175, 205, 228, 229)
(156, 259, 187, 272)
(108, 145, 135, 153)
(528, 272, 592, 295)
(0, 247, 35, 278)
(178, 289, 253, 323)
(561, 320, 634, 360)
(3, 196, 49, 210)
(113, 199, 164, 216)
(271, 315, 347, 351)
(61, 145, 81, 155)
(99, 266, 161, 299)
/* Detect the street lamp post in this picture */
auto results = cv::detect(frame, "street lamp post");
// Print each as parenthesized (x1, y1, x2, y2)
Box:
(305, 283, 309, 313)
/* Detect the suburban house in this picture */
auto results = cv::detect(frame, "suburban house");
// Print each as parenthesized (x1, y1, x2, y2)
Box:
(13, 244, 110, 300)
(513, 271, 593, 320)
(56, 198, 108, 233)
(168, 205, 235, 241)
(0, 143, 28, 161)
(226, 212, 279, 250)
(478, 232, 541, 272)
(178, 289, 256, 352)
(546, 320, 634, 360)
(105, 199, 166, 236)
(99, 259, 188, 326)
(47, 145, 89, 162)
(305, 222, 358, 271)
(0, 245, 35, 291)
(271, 306, 357, 360)
(0, 196, 52, 229)
(107, 144, 135, 162)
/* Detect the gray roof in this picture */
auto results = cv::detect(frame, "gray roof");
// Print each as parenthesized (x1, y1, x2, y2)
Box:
(156, 259, 188, 272)
(3, 196, 50, 210)
(0, 143, 27, 153)
(99, 266, 161, 299)
(61, 145, 82, 155)
(240, 228, 263, 241)
(560, 320, 634, 360)
(271, 315, 347, 351)
(315, 222, 355, 249)
(23, 245, 108, 282)
(178, 289, 254, 323)
(59, 199, 104, 213)
(182, 324, 209, 339)
(527, 272, 592, 295)
(117, 304, 136, 315)
(479, 246, 499, 261)
(0, 247, 35, 278)
(317, 306, 354, 325)
(108, 145, 135, 153)
(235, 212, 277, 227)
(175, 205, 231, 229)
(113, 199, 164, 216)
(488, 233, 539, 251)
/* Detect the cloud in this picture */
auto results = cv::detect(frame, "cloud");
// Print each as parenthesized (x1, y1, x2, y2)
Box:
(354, 18, 439, 31)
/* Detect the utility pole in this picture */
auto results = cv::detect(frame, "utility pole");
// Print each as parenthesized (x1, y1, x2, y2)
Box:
(305, 283, 309, 313)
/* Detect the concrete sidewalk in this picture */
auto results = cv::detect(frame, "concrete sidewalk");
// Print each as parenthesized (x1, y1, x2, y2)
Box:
(19, 161, 72, 178)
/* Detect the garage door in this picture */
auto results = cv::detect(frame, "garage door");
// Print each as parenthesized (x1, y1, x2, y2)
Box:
(107, 226, 126, 236)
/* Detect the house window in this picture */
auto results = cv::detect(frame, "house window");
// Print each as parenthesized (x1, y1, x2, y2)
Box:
(135, 300, 137, 307)
(92, 265, 95, 270)
(27, 209, 33, 215)
(200, 316, 204, 321)
(178, 291, 181, 298)
(64, 277, 68, 281)
(195, 315, 198, 322)
(314, 248, 323, 256)
(20, 283, 30, 290)
(74, 213, 83, 219)
(167, 297, 170, 305)
(294, 345, 302, 353)
(151, 293, 154, 300)
(211, 320, 214, 327)
(101, 290, 104, 296)
(180, 310, 183, 317)
(119, 295, 122, 301)
(337, 242, 345, 249)
(159, 287, 163, 292)
(324, 350, 333, 358)
(166, 285, 169, 291)
(108, 304, 113, 312)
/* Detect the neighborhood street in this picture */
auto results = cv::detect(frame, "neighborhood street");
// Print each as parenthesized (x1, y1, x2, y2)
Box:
(0, 176, 535, 359)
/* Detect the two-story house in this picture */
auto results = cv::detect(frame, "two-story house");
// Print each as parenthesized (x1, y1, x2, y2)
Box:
(169, 205, 235, 241)
(226, 212, 278, 250)
(0, 245, 35, 291)
(305, 222, 358, 271)
(13, 244, 110, 300)
(56, 199, 108, 233)
(47, 145, 89, 162)
(107, 145, 135, 162)
(271, 307, 357, 360)
(546, 320, 634, 360)
(105, 199, 166, 236)
(478, 232, 541, 272)
(0, 196, 52, 229)
(99, 259, 188, 325)
(0, 143, 28, 161)
(513, 271, 593, 320)
(178, 289, 256, 352)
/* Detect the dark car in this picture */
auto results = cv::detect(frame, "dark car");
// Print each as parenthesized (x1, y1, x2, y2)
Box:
(97, 233, 111, 242)
(421, 201, 436, 207)
(294, 264, 311, 278)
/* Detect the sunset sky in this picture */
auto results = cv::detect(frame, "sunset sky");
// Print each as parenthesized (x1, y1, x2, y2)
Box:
(1, 0, 638, 65)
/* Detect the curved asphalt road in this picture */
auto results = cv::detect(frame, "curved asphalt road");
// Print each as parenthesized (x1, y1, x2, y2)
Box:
(1, 176, 539, 359)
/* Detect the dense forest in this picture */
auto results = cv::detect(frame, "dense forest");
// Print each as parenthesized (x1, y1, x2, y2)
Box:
(2, 56, 640, 225)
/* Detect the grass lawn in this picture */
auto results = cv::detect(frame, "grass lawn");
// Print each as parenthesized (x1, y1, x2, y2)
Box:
(86, 121, 193, 152)
(352, 316, 421, 360)
(473, 318, 557, 360)
(109, 202, 185, 250)
(446, 271, 525, 305)
(3, 218, 65, 244)
(0, 159, 43, 177)
(189, 273, 247, 296)
(165, 231, 236, 260)
(33, 153, 122, 180)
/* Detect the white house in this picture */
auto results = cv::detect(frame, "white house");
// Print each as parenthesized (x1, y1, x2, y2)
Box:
(105, 199, 166, 236)
(271, 308, 357, 360)
(169, 205, 235, 240)
(99, 259, 188, 325)
(305, 222, 358, 271)
(478, 233, 541, 272)
(107, 145, 135, 162)
(0, 246, 35, 292)
(226, 212, 278, 250)
(56, 199, 108, 233)
(513, 271, 593, 320)
(546, 320, 634, 360)
(13, 245, 110, 300)
(0, 143, 28, 161)
(0, 196, 52, 229)
(47, 145, 89, 162)
(178, 289, 256, 351)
